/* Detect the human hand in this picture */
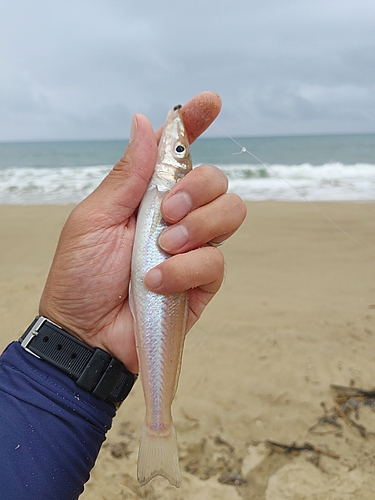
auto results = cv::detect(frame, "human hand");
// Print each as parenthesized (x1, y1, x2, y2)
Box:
(39, 92, 247, 373)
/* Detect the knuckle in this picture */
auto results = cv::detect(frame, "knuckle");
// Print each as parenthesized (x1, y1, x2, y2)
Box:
(206, 247, 225, 275)
(112, 155, 132, 173)
(227, 193, 247, 221)
(191, 164, 228, 191)
(201, 164, 228, 188)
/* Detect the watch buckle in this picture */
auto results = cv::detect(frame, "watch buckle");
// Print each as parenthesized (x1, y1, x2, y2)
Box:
(20, 316, 47, 358)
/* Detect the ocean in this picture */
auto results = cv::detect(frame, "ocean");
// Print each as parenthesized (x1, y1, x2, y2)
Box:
(0, 134, 374, 204)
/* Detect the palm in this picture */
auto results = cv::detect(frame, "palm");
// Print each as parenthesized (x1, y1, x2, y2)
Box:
(40, 202, 140, 369)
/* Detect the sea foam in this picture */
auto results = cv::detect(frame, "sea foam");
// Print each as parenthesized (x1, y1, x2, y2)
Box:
(0, 162, 374, 204)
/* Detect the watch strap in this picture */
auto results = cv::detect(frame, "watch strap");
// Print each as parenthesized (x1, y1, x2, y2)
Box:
(19, 316, 137, 408)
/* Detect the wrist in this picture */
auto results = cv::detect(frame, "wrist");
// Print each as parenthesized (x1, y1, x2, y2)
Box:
(20, 316, 137, 409)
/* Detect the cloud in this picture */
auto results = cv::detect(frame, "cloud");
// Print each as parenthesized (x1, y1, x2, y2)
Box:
(1, 0, 375, 140)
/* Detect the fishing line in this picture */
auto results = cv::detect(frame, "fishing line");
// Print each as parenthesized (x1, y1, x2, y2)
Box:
(213, 123, 373, 256)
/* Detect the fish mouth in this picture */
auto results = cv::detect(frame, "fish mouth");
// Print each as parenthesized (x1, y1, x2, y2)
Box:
(173, 104, 182, 111)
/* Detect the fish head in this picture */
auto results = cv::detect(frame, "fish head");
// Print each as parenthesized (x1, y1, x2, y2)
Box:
(155, 105, 192, 187)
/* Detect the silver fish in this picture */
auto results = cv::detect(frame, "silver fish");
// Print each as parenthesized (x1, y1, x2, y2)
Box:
(130, 105, 192, 487)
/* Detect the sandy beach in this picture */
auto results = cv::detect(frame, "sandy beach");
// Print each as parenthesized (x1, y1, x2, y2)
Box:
(1, 202, 375, 499)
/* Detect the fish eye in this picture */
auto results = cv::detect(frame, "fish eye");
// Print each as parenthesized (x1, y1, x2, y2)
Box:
(174, 142, 189, 159)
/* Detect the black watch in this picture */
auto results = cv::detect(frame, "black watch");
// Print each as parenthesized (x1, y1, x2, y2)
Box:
(19, 316, 137, 409)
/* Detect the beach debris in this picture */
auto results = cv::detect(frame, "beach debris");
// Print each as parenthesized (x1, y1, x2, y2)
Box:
(110, 442, 132, 459)
(265, 440, 339, 469)
(218, 471, 247, 486)
(309, 384, 375, 438)
(331, 384, 375, 410)
(182, 435, 247, 486)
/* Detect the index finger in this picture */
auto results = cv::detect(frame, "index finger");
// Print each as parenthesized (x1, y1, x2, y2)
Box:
(155, 91, 222, 145)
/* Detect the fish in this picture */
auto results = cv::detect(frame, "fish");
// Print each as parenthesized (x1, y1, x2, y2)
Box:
(130, 105, 192, 487)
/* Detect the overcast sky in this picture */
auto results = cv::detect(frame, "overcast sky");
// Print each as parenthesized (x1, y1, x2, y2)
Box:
(1, 0, 375, 141)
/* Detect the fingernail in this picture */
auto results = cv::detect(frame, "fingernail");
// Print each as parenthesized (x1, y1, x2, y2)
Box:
(159, 224, 189, 252)
(145, 268, 162, 290)
(164, 191, 192, 221)
(129, 114, 138, 143)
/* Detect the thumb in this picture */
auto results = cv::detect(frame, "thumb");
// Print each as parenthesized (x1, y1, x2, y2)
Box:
(86, 114, 158, 222)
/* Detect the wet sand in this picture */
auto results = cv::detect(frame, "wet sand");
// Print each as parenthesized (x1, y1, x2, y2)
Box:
(1, 202, 375, 499)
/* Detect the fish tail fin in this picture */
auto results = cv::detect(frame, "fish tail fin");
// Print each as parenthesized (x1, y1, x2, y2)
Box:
(137, 422, 181, 488)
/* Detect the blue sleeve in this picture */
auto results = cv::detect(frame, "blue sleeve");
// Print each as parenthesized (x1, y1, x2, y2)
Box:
(0, 342, 116, 500)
